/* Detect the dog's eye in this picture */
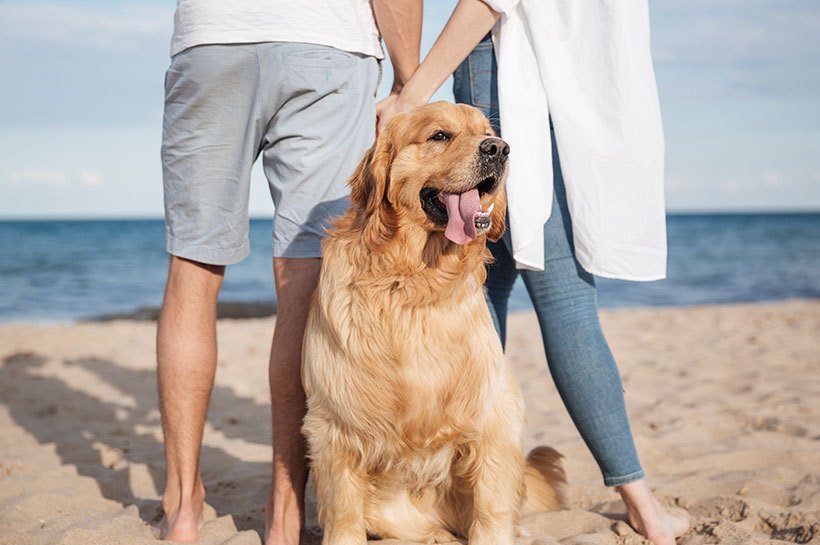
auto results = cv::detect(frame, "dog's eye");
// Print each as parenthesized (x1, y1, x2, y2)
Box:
(429, 131, 451, 142)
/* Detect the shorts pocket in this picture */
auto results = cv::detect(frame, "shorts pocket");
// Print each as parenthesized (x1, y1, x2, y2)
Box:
(283, 47, 357, 69)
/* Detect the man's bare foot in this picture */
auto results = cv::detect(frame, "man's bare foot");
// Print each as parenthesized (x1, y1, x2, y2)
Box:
(616, 480, 689, 545)
(264, 494, 303, 545)
(154, 485, 205, 542)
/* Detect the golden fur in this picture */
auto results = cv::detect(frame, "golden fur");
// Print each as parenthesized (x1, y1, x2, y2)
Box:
(302, 102, 565, 545)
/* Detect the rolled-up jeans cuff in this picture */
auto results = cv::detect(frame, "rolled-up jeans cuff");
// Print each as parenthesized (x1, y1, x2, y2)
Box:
(604, 469, 645, 487)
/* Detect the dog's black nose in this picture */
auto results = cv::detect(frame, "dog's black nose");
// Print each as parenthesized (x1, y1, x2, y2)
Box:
(480, 137, 510, 159)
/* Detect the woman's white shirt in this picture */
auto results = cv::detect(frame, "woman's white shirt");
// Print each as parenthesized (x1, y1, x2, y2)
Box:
(482, 0, 666, 280)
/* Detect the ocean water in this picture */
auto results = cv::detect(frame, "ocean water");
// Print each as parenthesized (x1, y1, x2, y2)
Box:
(0, 214, 818, 323)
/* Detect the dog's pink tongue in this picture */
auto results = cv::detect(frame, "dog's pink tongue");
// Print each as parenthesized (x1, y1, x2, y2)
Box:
(441, 188, 480, 244)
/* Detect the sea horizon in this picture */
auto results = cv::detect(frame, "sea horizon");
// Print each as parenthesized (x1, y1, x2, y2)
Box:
(3, 209, 820, 222)
(1, 211, 819, 323)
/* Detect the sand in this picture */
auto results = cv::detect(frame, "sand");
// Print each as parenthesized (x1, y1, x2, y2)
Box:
(0, 300, 818, 545)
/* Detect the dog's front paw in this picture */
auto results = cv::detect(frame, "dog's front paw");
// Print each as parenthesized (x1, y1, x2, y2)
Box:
(430, 528, 460, 543)
(322, 530, 367, 545)
(469, 522, 515, 545)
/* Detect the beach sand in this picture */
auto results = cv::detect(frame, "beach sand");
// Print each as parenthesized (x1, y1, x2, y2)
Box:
(1, 300, 818, 545)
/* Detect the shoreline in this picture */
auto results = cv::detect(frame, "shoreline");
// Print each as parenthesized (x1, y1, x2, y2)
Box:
(87, 301, 279, 322)
(1, 296, 818, 325)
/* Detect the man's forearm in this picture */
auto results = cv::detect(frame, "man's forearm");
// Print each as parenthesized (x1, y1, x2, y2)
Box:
(373, 0, 423, 93)
(402, 0, 500, 104)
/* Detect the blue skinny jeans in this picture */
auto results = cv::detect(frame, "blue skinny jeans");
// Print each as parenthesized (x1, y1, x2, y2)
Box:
(453, 36, 644, 486)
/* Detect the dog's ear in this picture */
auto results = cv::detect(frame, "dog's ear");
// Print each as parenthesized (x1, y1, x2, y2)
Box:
(347, 129, 398, 248)
(487, 186, 507, 242)
(348, 135, 392, 219)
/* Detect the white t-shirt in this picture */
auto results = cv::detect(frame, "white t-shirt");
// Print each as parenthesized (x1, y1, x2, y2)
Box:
(170, 0, 383, 59)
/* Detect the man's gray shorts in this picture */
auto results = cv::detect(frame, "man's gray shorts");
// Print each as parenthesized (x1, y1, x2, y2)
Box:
(161, 42, 379, 264)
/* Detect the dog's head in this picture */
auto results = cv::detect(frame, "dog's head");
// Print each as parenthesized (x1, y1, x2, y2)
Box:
(349, 102, 508, 247)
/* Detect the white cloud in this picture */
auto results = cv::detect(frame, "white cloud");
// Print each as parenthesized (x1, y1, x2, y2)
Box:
(77, 170, 104, 187)
(7, 168, 104, 187)
(724, 180, 741, 195)
(10, 168, 68, 185)
(762, 171, 786, 189)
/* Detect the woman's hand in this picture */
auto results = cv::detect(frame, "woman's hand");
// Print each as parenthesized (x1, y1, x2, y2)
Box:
(375, 0, 500, 136)
(375, 94, 399, 135)
(376, 91, 425, 135)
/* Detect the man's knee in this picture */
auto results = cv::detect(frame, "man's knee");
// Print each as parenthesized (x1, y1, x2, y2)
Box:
(165, 255, 226, 302)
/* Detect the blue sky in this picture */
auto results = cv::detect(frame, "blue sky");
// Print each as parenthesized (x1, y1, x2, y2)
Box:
(0, 0, 818, 218)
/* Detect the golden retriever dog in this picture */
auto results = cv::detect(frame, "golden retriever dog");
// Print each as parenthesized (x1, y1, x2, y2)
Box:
(302, 102, 565, 545)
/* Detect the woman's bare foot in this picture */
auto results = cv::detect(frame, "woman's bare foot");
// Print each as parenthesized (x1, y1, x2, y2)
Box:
(616, 480, 689, 545)
(153, 483, 205, 542)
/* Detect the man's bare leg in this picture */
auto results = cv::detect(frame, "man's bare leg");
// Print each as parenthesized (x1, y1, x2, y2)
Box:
(156, 256, 225, 542)
(264, 257, 321, 545)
